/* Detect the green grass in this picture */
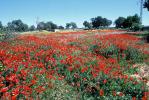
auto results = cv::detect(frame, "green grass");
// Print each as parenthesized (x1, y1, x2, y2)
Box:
(133, 31, 149, 37)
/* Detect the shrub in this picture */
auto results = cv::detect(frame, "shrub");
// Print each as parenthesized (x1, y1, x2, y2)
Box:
(0, 29, 17, 42)
(131, 23, 143, 32)
(124, 47, 144, 64)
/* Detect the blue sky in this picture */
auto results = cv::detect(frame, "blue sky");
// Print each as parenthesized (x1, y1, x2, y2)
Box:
(0, 0, 149, 27)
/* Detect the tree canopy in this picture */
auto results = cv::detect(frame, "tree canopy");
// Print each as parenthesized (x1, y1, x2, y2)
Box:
(83, 21, 92, 29)
(66, 22, 77, 29)
(0, 21, 3, 29)
(91, 16, 112, 28)
(114, 17, 126, 28)
(7, 20, 28, 32)
(37, 21, 58, 31)
(58, 26, 64, 29)
(29, 25, 36, 31)
(115, 14, 141, 30)
(123, 14, 140, 29)
(144, 0, 149, 11)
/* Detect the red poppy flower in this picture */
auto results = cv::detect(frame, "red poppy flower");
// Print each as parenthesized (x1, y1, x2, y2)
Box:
(81, 67, 88, 73)
(132, 97, 136, 100)
(99, 89, 104, 96)
(112, 91, 117, 96)
(103, 79, 107, 84)
(0, 87, 8, 93)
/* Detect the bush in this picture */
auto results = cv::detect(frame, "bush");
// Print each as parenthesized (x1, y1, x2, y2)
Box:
(0, 29, 17, 42)
(124, 47, 144, 64)
(131, 23, 143, 32)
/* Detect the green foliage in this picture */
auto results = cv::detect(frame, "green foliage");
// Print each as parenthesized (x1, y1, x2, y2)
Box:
(0, 21, 3, 30)
(124, 14, 140, 29)
(7, 19, 29, 32)
(0, 30, 3, 35)
(29, 25, 36, 31)
(66, 22, 77, 29)
(88, 44, 100, 54)
(58, 26, 64, 29)
(83, 21, 92, 29)
(122, 81, 145, 98)
(115, 14, 141, 31)
(77, 74, 147, 100)
(37, 21, 58, 31)
(131, 23, 143, 32)
(89, 44, 119, 58)
(99, 45, 119, 58)
(68, 42, 80, 47)
(144, 0, 149, 11)
(141, 31, 149, 43)
(115, 17, 126, 28)
(37, 22, 46, 31)
(91, 16, 112, 28)
(0, 29, 16, 41)
(124, 47, 144, 64)
(39, 80, 77, 100)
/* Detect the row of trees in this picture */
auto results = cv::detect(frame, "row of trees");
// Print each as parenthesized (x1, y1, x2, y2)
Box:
(0, 20, 35, 32)
(83, 16, 112, 29)
(0, 20, 65, 32)
(0, 20, 79, 32)
(0, 14, 144, 32)
(82, 0, 149, 30)
(66, 22, 77, 29)
(114, 14, 141, 31)
(37, 18, 112, 31)
(83, 14, 141, 31)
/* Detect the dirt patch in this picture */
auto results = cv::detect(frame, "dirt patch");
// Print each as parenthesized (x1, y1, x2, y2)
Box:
(131, 63, 149, 90)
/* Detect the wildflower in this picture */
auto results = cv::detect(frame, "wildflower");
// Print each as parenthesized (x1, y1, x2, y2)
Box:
(11, 94, 18, 100)
(68, 66, 73, 72)
(83, 78, 87, 81)
(0, 83, 4, 87)
(99, 89, 104, 96)
(103, 79, 107, 84)
(81, 67, 88, 73)
(112, 91, 117, 96)
(118, 92, 123, 96)
(132, 97, 136, 100)
(0, 87, 8, 93)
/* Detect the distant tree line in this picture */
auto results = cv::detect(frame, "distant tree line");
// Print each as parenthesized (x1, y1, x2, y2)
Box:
(0, 20, 65, 33)
(0, 14, 142, 33)
(82, 14, 142, 31)
(66, 22, 77, 29)
(83, 16, 112, 29)
(37, 21, 58, 31)
(114, 14, 142, 31)
(0, 20, 80, 33)
(0, 14, 146, 33)
(0, 20, 35, 33)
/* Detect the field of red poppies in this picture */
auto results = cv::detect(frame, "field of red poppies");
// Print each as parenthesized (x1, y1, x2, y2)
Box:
(0, 31, 149, 100)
